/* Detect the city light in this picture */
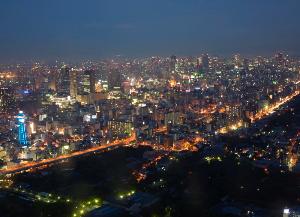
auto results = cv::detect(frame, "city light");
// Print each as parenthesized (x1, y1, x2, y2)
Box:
(16, 111, 28, 147)
(1, 1, 300, 217)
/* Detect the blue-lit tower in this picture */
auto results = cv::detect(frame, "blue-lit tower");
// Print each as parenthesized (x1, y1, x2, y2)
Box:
(16, 111, 28, 147)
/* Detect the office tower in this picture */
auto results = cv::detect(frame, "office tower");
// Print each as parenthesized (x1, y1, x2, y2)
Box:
(170, 55, 177, 73)
(243, 58, 250, 70)
(16, 111, 28, 147)
(34, 75, 42, 90)
(233, 54, 242, 68)
(195, 57, 204, 77)
(70, 69, 78, 98)
(87, 70, 96, 94)
(275, 52, 285, 66)
(108, 69, 122, 90)
(0, 87, 16, 113)
(78, 70, 96, 95)
(196, 57, 201, 71)
(108, 120, 133, 136)
(227, 104, 242, 124)
(48, 77, 56, 91)
(201, 54, 209, 71)
(57, 66, 71, 97)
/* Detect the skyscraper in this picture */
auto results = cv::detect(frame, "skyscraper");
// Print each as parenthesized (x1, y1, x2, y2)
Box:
(0, 87, 16, 113)
(201, 54, 209, 71)
(16, 111, 28, 147)
(70, 69, 78, 98)
(170, 55, 177, 73)
(57, 66, 71, 97)
(78, 70, 96, 95)
(108, 69, 122, 90)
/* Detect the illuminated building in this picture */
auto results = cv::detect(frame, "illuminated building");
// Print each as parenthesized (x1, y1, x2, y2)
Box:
(75, 69, 98, 104)
(201, 54, 209, 71)
(16, 111, 29, 147)
(275, 52, 286, 66)
(108, 120, 133, 136)
(243, 58, 250, 70)
(78, 70, 96, 95)
(57, 65, 71, 97)
(283, 209, 289, 217)
(48, 77, 56, 91)
(70, 69, 78, 98)
(0, 87, 15, 113)
(196, 57, 202, 73)
(226, 104, 242, 124)
(233, 54, 242, 68)
(282, 208, 300, 217)
(108, 69, 122, 90)
(28, 121, 36, 135)
(164, 112, 183, 126)
(49, 95, 76, 108)
(0, 147, 7, 162)
(170, 55, 177, 74)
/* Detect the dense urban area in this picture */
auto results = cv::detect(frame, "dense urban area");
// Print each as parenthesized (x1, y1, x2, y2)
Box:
(0, 53, 300, 217)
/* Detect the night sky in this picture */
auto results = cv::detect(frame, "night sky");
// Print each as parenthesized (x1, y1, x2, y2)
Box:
(0, 0, 300, 61)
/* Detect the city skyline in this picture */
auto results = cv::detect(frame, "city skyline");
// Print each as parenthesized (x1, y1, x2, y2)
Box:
(1, 1, 300, 217)
(1, 52, 300, 217)
(1, 0, 300, 62)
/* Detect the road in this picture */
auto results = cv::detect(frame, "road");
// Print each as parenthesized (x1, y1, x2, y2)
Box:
(1, 89, 299, 175)
(0, 133, 136, 175)
(218, 89, 300, 134)
(250, 90, 300, 122)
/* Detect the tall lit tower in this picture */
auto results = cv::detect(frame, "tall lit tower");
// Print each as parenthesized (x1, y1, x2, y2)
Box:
(70, 69, 78, 98)
(170, 55, 177, 73)
(57, 65, 71, 97)
(16, 111, 28, 147)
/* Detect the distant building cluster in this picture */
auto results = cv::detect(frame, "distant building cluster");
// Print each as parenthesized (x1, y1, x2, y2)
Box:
(0, 53, 299, 171)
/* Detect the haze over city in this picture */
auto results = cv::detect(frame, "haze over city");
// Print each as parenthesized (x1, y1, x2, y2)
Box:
(1, 0, 300, 61)
(1, 1, 300, 217)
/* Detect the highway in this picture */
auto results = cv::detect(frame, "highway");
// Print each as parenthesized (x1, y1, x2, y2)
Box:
(0, 133, 136, 175)
(218, 89, 300, 134)
(250, 90, 300, 122)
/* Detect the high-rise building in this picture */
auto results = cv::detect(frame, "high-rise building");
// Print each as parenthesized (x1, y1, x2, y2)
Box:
(243, 58, 250, 70)
(70, 69, 78, 98)
(275, 52, 286, 66)
(196, 57, 201, 71)
(0, 87, 16, 113)
(201, 54, 209, 71)
(170, 55, 177, 73)
(57, 66, 71, 97)
(108, 69, 122, 90)
(164, 112, 183, 126)
(233, 54, 242, 68)
(226, 104, 242, 124)
(16, 111, 28, 147)
(78, 70, 96, 95)
(108, 120, 133, 136)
